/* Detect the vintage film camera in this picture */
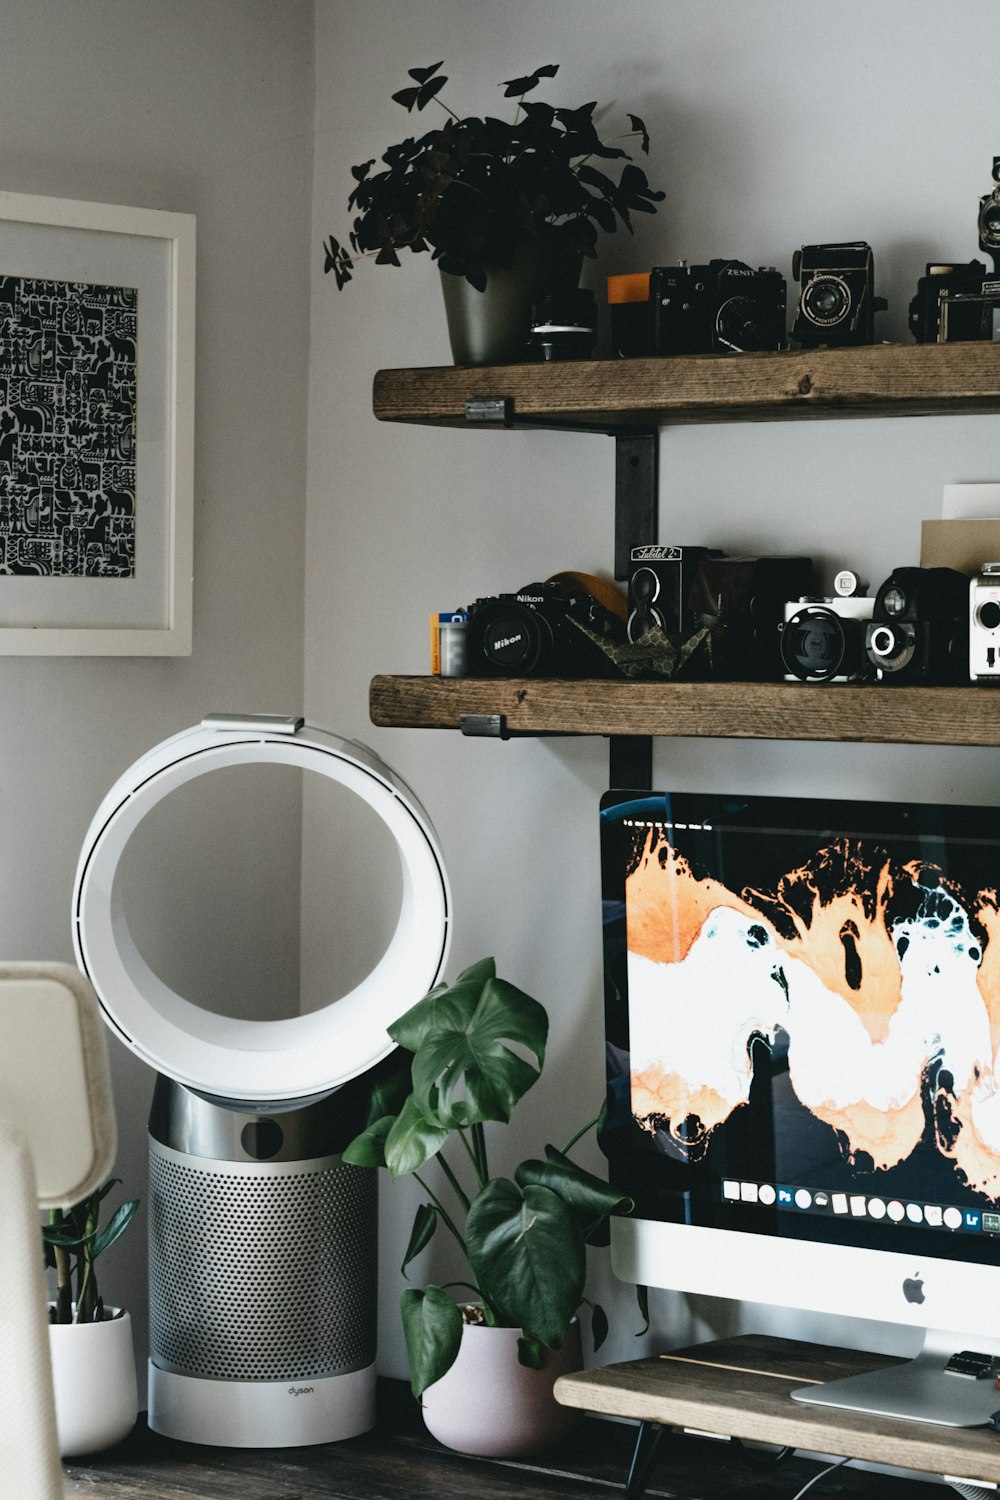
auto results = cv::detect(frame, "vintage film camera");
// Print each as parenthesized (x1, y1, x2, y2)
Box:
(650, 259, 787, 355)
(909, 160, 1000, 343)
(791, 242, 887, 346)
(864, 567, 969, 684)
(970, 563, 1000, 681)
(464, 575, 626, 678)
(626, 544, 724, 642)
(687, 554, 814, 679)
(780, 570, 874, 683)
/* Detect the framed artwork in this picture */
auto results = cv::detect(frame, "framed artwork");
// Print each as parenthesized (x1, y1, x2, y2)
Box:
(0, 192, 194, 654)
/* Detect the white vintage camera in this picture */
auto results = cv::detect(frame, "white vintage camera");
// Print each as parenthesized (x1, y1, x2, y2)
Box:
(970, 563, 1000, 680)
(780, 569, 874, 683)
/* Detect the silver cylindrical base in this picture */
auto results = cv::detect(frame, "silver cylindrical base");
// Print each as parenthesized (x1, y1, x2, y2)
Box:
(147, 1078, 377, 1446)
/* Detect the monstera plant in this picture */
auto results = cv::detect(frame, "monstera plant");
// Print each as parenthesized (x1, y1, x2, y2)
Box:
(343, 958, 634, 1396)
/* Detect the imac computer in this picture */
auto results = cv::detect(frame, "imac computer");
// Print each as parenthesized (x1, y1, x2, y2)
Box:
(600, 789, 1000, 1427)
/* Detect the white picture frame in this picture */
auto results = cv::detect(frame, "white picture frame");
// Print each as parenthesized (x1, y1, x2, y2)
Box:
(0, 191, 194, 655)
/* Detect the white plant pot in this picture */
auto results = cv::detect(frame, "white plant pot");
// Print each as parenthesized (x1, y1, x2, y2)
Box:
(48, 1307, 138, 1456)
(420, 1318, 583, 1458)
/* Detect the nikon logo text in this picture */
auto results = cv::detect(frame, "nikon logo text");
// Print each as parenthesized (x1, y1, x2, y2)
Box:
(288, 1386, 315, 1397)
(494, 634, 523, 651)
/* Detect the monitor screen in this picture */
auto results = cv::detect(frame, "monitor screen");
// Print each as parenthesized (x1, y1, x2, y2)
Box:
(600, 790, 1000, 1274)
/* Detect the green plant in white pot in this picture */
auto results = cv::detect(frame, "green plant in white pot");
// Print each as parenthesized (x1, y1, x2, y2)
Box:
(43, 1179, 140, 1455)
(343, 958, 634, 1456)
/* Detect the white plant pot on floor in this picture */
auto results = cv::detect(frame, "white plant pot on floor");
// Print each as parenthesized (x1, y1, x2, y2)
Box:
(48, 1308, 138, 1456)
(420, 1318, 583, 1458)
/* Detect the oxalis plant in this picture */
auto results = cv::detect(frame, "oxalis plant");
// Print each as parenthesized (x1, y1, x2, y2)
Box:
(343, 957, 636, 1397)
(43, 1179, 139, 1325)
(323, 61, 664, 291)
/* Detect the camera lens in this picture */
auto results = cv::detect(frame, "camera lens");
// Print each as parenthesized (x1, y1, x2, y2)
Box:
(715, 296, 762, 352)
(980, 203, 1000, 243)
(865, 620, 916, 674)
(780, 606, 861, 682)
(480, 605, 551, 673)
(869, 626, 896, 657)
(880, 584, 908, 618)
(978, 599, 1000, 631)
(802, 275, 851, 327)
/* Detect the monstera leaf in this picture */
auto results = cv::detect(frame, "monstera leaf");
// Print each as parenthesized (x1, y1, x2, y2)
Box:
(465, 1178, 584, 1348)
(393, 960, 548, 1128)
(400, 1285, 463, 1397)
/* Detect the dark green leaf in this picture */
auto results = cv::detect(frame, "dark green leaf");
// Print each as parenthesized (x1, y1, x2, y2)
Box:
(392, 85, 420, 111)
(635, 1283, 650, 1335)
(401, 1286, 463, 1396)
(517, 1147, 633, 1226)
(466, 1178, 584, 1347)
(591, 1301, 609, 1351)
(362, 1054, 411, 1129)
(409, 974, 548, 1127)
(416, 76, 447, 110)
(456, 956, 496, 988)
(92, 1199, 139, 1260)
(408, 61, 445, 84)
(342, 1114, 395, 1169)
(518, 1333, 545, 1368)
(502, 63, 558, 97)
(627, 113, 651, 154)
(350, 158, 375, 183)
(383, 1094, 450, 1177)
(401, 1203, 438, 1276)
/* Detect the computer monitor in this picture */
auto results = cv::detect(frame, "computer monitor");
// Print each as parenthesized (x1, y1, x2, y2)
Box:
(600, 789, 1000, 1427)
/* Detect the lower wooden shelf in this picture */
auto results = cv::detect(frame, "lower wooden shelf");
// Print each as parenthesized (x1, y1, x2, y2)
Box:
(370, 675, 1000, 747)
(555, 1334, 1000, 1487)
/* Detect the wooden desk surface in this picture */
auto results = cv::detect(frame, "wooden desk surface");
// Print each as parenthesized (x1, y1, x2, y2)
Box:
(63, 1366, 945, 1500)
(556, 1334, 1000, 1487)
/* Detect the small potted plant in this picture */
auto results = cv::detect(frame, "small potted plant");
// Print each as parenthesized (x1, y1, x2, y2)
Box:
(323, 61, 664, 363)
(43, 1179, 140, 1455)
(343, 957, 635, 1457)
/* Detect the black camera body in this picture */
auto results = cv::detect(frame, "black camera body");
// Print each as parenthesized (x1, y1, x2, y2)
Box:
(863, 566, 969, 684)
(908, 260, 993, 343)
(650, 259, 787, 355)
(687, 554, 815, 679)
(978, 156, 1000, 271)
(791, 242, 887, 346)
(465, 578, 625, 678)
(626, 544, 725, 642)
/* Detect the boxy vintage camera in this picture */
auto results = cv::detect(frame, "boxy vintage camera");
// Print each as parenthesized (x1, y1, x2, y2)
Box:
(864, 567, 969, 684)
(791, 242, 887, 346)
(688, 554, 815, 679)
(626, 544, 724, 642)
(465, 578, 626, 678)
(970, 563, 1000, 681)
(650, 259, 787, 355)
(910, 161, 1000, 344)
(780, 570, 874, 683)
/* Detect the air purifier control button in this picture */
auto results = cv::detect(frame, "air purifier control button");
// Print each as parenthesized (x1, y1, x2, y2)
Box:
(240, 1119, 284, 1159)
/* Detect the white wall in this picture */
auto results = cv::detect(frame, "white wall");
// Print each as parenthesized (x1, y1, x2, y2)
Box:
(308, 0, 1000, 1381)
(0, 0, 315, 1377)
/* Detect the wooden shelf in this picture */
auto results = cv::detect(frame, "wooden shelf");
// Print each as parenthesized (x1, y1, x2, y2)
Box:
(370, 675, 1000, 748)
(373, 342, 1000, 430)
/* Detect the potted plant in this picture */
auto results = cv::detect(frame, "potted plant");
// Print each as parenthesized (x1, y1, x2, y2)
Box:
(43, 1179, 140, 1455)
(343, 957, 636, 1457)
(322, 61, 664, 364)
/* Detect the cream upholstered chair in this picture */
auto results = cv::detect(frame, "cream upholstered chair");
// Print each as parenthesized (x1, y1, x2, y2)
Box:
(0, 964, 116, 1499)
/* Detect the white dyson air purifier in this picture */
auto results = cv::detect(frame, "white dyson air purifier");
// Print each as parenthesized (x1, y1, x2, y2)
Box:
(72, 714, 451, 1447)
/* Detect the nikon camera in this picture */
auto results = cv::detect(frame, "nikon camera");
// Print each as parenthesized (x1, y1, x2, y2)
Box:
(650, 259, 787, 355)
(465, 577, 626, 678)
(791, 242, 887, 346)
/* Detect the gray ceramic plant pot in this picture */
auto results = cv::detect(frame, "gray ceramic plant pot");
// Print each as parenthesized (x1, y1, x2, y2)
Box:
(440, 242, 581, 366)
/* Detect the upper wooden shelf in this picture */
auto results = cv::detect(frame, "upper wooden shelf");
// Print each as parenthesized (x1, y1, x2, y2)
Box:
(370, 675, 1000, 748)
(373, 341, 1000, 430)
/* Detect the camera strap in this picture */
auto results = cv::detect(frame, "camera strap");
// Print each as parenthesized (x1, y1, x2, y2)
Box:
(546, 570, 628, 622)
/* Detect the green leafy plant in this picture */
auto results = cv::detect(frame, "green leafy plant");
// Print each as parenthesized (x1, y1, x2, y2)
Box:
(343, 957, 634, 1397)
(43, 1179, 139, 1325)
(323, 61, 664, 291)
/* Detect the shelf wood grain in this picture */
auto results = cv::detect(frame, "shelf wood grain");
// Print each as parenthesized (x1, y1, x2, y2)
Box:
(373, 342, 1000, 429)
(370, 675, 1000, 747)
(555, 1334, 1000, 1487)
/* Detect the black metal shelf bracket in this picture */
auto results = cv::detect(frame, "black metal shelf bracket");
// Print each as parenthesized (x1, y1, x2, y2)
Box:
(463, 396, 659, 789)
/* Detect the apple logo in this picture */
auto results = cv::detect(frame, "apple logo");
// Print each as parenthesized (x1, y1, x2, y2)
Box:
(902, 1273, 925, 1305)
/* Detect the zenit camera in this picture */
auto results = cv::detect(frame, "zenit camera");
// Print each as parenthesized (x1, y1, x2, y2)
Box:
(791, 242, 887, 346)
(970, 563, 1000, 681)
(864, 566, 969, 684)
(465, 577, 626, 678)
(650, 259, 787, 355)
(780, 570, 875, 683)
